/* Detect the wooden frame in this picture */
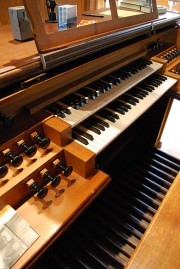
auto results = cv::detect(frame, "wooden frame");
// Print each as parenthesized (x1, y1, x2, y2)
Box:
(23, 0, 158, 53)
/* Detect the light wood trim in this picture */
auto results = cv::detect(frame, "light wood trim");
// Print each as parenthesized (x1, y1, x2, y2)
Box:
(42, 116, 72, 147)
(126, 171, 180, 269)
(64, 141, 96, 178)
(109, 0, 118, 20)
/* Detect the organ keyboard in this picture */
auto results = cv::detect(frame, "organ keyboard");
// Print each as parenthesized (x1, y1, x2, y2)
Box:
(41, 59, 177, 154)
(0, 8, 180, 269)
(44, 59, 162, 126)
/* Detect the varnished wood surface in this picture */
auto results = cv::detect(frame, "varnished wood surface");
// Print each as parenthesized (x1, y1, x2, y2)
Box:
(0, 25, 38, 72)
(0, 24, 40, 86)
(126, 171, 180, 269)
(13, 169, 110, 269)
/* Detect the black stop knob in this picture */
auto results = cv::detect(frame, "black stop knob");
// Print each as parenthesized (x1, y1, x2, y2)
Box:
(19, 141, 37, 157)
(0, 165, 8, 178)
(0, 112, 14, 128)
(43, 171, 61, 188)
(33, 134, 50, 149)
(29, 182, 48, 199)
(5, 150, 23, 167)
(55, 161, 73, 177)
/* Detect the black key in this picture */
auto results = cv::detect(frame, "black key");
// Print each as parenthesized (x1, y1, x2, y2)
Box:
(86, 118, 105, 131)
(107, 74, 121, 85)
(96, 109, 116, 123)
(72, 131, 89, 145)
(78, 88, 96, 100)
(120, 95, 137, 106)
(107, 102, 126, 115)
(81, 122, 101, 135)
(147, 77, 162, 86)
(74, 93, 89, 104)
(86, 86, 100, 97)
(149, 80, 160, 87)
(46, 105, 66, 118)
(91, 116, 110, 128)
(144, 79, 160, 87)
(70, 93, 85, 107)
(104, 108, 120, 119)
(151, 76, 163, 84)
(128, 63, 140, 72)
(125, 93, 139, 103)
(153, 74, 167, 81)
(112, 69, 130, 80)
(115, 100, 130, 112)
(122, 64, 138, 74)
(116, 99, 132, 110)
(99, 78, 113, 89)
(97, 80, 111, 91)
(61, 96, 80, 110)
(134, 87, 148, 96)
(89, 81, 107, 93)
(134, 86, 149, 95)
(53, 102, 71, 114)
(102, 75, 119, 86)
(128, 89, 145, 99)
(115, 107, 126, 114)
(146, 59, 153, 65)
(78, 94, 89, 104)
(138, 83, 154, 92)
(73, 127, 94, 141)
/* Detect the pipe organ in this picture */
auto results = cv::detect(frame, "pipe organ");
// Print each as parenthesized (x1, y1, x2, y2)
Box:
(0, 2, 180, 268)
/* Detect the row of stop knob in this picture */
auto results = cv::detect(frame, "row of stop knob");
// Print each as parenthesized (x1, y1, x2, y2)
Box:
(27, 160, 73, 199)
(0, 132, 50, 178)
(160, 48, 180, 62)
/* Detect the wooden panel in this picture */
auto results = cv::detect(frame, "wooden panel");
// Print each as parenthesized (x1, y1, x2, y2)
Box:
(42, 116, 72, 147)
(64, 141, 96, 178)
(13, 169, 110, 269)
(126, 172, 180, 269)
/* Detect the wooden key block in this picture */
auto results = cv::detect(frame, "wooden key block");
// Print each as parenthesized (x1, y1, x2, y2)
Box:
(64, 141, 95, 178)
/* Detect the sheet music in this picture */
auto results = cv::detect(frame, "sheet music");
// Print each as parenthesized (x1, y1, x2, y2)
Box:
(0, 205, 39, 269)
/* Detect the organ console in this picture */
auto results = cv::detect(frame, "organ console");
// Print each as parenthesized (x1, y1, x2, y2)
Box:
(0, 1, 180, 268)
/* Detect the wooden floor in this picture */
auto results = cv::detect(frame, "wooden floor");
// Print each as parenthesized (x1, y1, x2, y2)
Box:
(160, 99, 180, 159)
